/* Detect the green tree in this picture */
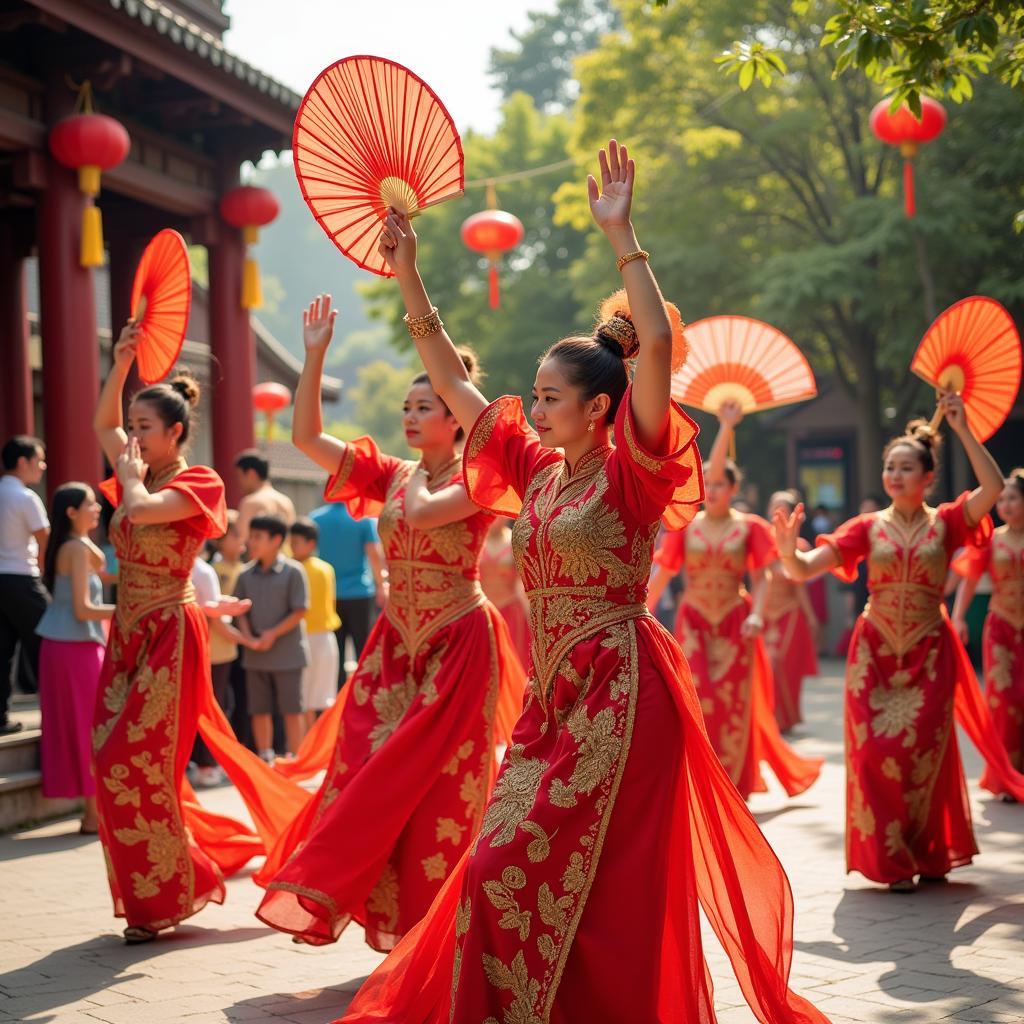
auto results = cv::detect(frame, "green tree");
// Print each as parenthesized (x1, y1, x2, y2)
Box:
(489, 0, 618, 111)
(563, 0, 1024, 497)
(327, 359, 416, 457)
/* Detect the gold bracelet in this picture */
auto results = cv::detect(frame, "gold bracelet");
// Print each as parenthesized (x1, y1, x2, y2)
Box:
(403, 306, 443, 339)
(616, 249, 650, 272)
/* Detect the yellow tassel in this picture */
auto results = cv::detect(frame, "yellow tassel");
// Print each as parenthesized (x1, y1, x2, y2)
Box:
(241, 255, 262, 309)
(81, 204, 104, 267)
(78, 164, 101, 196)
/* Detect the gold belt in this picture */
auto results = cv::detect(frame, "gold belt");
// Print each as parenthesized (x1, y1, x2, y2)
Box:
(117, 561, 195, 630)
(991, 586, 1024, 630)
(865, 582, 942, 657)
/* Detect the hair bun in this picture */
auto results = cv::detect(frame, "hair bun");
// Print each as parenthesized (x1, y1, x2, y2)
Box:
(905, 417, 942, 454)
(596, 288, 688, 371)
(455, 346, 483, 385)
(168, 371, 201, 409)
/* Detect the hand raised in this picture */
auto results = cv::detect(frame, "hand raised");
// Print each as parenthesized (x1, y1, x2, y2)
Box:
(377, 210, 418, 278)
(302, 294, 337, 355)
(939, 391, 968, 434)
(587, 139, 634, 234)
(718, 398, 744, 429)
(116, 436, 146, 484)
(772, 501, 804, 558)
(113, 320, 142, 370)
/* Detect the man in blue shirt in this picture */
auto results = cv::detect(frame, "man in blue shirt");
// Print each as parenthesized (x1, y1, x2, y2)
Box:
(309, 502, 387, 683)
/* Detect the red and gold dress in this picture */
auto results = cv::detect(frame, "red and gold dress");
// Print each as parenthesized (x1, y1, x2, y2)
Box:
(819, 497, 1024, 883)
(764, 538, 819, 731)
(94, 462, 263, 929)
(339, 389, 831, 1024)
(655, 513, 822, 799)
(479, 531, 531, 669)
(953, 525, 1024, 791)
(255, 441, 525, 951)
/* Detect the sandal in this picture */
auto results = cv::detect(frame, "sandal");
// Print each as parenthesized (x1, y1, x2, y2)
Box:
(123, 926, 157, 945)
(888, 878, 916, 893)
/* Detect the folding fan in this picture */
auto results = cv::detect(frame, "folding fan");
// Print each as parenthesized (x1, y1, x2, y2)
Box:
(130, 229, 191, 385)
(912, 296, 1022, 443)
(293, 55, 465, 277)
(670, 316, 817, 414)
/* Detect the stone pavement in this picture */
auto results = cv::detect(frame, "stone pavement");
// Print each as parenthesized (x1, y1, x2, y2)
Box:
(2, 659, 1022, 1024)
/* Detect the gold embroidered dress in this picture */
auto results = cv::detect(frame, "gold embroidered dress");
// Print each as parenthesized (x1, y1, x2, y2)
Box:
(820, 495, 1024, 882)
(339, 388, 833, 1024)
(255, 438, 525, 951)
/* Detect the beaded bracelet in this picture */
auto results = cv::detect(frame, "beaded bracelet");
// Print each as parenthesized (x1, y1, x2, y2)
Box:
(403, 306, 443, 339)
(616, 249, 650, 272)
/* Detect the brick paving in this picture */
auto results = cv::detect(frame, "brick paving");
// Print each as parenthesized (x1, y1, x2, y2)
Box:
(2, 659, 1023, 1023)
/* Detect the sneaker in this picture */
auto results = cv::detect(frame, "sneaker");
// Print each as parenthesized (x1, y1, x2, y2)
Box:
(258, 748, 276, 765)
(195, 766, 224, 788)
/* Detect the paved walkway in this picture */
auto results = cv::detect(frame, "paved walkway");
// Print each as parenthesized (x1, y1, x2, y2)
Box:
(2, 660, 1023, 1024)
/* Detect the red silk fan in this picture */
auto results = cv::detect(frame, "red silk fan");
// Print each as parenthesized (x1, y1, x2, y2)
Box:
(670, 316, 816, 413)
(293, 55, 465, 276)
(911, 296, 1022, 442)
(130, 229, 192, 384)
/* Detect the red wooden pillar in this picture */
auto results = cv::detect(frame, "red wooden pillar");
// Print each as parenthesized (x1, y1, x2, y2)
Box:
(208, 220, 254, 506)
(108, 234, 147, 422)
(37, 157, 101, 495)
(0, 218, 34, 440)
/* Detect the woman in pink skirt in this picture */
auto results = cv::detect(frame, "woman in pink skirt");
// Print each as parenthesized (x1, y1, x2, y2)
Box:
(36, 483, 113, 833)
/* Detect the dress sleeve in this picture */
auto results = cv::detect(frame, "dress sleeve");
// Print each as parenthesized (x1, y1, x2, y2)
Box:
(815, 514, 872, 584)
(938, 490, 994, 557)
(951, 541, 991, 580)
(654, 529, 687, 573)
(323, 437, 405, 519)
(608, 386, 704, 530)
(462, 396, 560, 518)
(745, 515, 778, 570)
(99, 466, 227, 539)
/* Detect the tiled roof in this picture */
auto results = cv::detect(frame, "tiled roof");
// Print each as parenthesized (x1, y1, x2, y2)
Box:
(107, 0, 302, 109)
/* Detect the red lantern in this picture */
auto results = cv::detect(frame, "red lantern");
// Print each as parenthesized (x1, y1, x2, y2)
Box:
(220, 185, 280, 309)
(252, 381, 292, 440)
(49, 111, 130, 267)
(869, 96, 946, 218)
(460, 210, 524, 309)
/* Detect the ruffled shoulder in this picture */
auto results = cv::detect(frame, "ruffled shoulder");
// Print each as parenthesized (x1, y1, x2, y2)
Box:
(939, 490, 994, 551)
(463, 396, 559, 518)
(324, 436, 408, 520)
(816, 513, 872, 584)
(99, 465, 227, 539)
(613, 387, 704, 530)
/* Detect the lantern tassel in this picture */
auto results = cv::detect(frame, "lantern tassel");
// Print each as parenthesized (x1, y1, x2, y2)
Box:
(242, 256, 262, 310)
(488, 262, 500, 310)
(902, 158, 916, 219)
(81, 203, 104, 268)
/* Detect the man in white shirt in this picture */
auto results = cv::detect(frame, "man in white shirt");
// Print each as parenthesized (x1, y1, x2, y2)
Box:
(0, 436, 51, 734)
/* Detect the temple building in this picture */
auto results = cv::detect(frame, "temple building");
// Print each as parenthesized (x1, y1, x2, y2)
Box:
(0, 0, 333, 504)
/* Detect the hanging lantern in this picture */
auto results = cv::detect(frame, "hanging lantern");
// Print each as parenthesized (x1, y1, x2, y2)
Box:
(460, 185, 524, 310)
(869, 96, 946, 218)
(220, 185, 280, 309)
(252, 381, 292, 440)
(48, 83, 130, 268)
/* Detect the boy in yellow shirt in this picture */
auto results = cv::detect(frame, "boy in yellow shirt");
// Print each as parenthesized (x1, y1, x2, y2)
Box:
(288, 518, 341, 728)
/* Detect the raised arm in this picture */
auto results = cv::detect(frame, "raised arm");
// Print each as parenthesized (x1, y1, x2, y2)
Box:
(941, 393, 1003, 525)
(706, 401, 743, 482)
(378, 214, 488, 437)
(588, 141, 674, 451)
(292, 295, 349, 474)
(94, 321, 141, 466)
(772, 502, 840, 582)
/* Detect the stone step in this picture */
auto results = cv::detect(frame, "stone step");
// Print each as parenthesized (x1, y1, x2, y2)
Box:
(0, 769, 81, 832)
(0, 726, 42, 775)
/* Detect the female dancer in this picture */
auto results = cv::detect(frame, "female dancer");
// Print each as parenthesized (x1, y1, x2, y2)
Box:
(340, 141, 830, 1023)
(646, 405, 822, 799)
(775, 414, 1024, 891)
(764, 489, 820, 732)
(36, 483, 114, 834)
(952, 468, 1024, 799)
(254, 308, 524, 952)
(479, 518, 531, 669)
(92, 329, 304, 943)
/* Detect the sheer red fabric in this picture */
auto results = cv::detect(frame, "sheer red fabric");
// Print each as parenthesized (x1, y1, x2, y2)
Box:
(817, 496, 1023, 882)
(338, 389, 829, 1023)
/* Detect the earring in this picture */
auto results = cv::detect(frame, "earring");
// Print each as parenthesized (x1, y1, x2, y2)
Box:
(587, 421, 595, 433)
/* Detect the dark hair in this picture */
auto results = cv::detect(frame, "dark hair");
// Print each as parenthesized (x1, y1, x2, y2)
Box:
(249, 514, 287, 540)
(289, 517, 319, 543)
(883, 418, 942, 475)
(43, 482, 91, 592)
(235, 448, 270, 480)
(722, 459, 743, 487)
(411, 348, 481, 442)
(132, 371, 201, 446)
(2, 435, 44, 471)
(1006, 468, 1024, 498)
